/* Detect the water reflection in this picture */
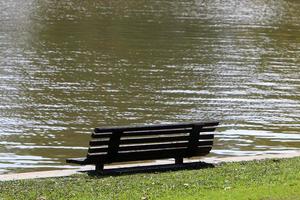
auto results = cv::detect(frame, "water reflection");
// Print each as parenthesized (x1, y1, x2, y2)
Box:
(0, 0, 299, 174)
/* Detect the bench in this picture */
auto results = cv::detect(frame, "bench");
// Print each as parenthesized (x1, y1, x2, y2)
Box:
(66, 121, 219, 173)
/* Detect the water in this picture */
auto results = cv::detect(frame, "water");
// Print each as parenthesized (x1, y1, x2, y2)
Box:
(0, 0, 299, 174)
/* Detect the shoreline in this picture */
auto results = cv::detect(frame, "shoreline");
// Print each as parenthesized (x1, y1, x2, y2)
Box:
(1, 151, 300, 182)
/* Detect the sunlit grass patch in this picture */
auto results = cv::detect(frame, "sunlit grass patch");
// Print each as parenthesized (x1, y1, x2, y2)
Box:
(1, 157, 300, 200)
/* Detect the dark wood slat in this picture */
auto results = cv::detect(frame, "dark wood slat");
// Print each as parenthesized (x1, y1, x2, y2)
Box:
(88, 146, 108, 153)
(119, 142, 189, 151)
(91, 133, 112, 139)
(90, 139, 110, 146)
(87, 147, 212, 163)
(87, 152, 107, 156)
(119, 147, 189, 153)
(94, 124, 193, 133)
(121, 129, 191, 137)
(199, 134, 214, 140)
(88, 140, 213, 154)
(94, 121, 219, 133)
(118, 140, 213, 152)
(90, 134, 213, 146)
(120, 135, 189, 145)
(198, 140, 213, 147)
(199, 128, 216, 132)
(91, 128, 215, 139)
(92, 129, 191, 138)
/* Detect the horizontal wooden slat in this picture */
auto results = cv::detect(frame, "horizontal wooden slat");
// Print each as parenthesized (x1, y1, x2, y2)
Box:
(88, 140, 213, 154)
(91, 128, 215, 139)
(91, 133, 112, 139)
(119, 142, 188, 151)
(90, 135, 213, 146)
(198, 140, 213, 147)
(89, 135, 213, 148)
(86, 153, 107, 162)
(121, 128, 191, 137)
(87, 147, 212, 163)
(91, 129, 190, 139)
(200, 128, 216, 132)
(199, 134, 214, 140)
(118, 147, 189, 153)
(88, 146, 109, 153)
(94, 125, 192, 133)
(120, 135, 190, 145)
(89, 139, 110, 146)
(94, 121, 219, 133)
(118, 140, 213, 152)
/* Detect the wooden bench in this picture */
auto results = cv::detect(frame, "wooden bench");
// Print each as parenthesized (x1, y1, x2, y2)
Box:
(66, 121, 219, 173)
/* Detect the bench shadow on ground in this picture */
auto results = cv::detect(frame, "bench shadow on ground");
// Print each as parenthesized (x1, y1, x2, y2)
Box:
(81, 161, 214, 177)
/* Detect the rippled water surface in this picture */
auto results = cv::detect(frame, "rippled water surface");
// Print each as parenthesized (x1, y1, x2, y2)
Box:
(0, 0, 299, 174)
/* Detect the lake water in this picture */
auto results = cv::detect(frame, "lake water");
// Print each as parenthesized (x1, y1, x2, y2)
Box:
(0, 0, 299, 174)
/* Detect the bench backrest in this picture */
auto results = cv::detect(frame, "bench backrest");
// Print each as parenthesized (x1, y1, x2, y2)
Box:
(86, 121, 219, 164)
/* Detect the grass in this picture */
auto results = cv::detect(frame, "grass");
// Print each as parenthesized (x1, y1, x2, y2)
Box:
(1, 157, 300, 200)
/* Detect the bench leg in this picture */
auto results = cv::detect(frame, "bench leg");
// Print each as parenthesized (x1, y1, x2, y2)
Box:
(95, 163, 104, 174)
(175, 157, 183, 164)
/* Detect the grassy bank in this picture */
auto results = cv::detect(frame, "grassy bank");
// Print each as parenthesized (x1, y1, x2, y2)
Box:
(1, 157, 300, 200)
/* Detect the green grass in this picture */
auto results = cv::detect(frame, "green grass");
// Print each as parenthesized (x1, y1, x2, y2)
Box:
(1, 157, 300, 200)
